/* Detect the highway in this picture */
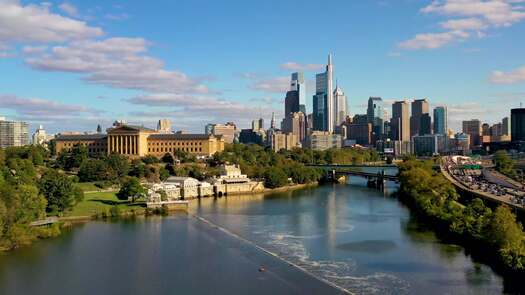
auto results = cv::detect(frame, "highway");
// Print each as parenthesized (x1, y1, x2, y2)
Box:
(441, 156, 525, 212)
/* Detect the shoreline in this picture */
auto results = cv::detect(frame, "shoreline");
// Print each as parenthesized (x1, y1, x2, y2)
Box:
(59, 182, 319, 224)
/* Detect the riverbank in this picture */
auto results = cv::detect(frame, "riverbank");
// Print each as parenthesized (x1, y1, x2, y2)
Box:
(397, 159, 525, 278)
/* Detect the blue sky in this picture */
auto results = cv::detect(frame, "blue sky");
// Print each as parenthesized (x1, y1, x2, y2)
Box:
(0, 0, 524, 134)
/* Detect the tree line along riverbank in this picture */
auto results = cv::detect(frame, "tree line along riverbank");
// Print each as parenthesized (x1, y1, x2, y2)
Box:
(0, 143, 381, 251)
(397, 158, 525, 275)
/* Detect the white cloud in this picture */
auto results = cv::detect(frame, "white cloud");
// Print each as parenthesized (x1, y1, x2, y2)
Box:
(399, 0, 525, 50)
(249, 76, 290, 93)
(398, 30, 469, 50)
(58, 2, 78, 17)
(0, 94, 99, 117)
(280, 62, 324, 71)
(0, 0, 103, 47)
(25, 38, 209, 94)
(422, 0, 525, 27)
(490, 65, 525, 84)
(440, 17, 487, 30)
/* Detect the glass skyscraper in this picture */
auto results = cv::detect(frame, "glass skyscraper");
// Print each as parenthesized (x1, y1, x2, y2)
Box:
(312, 54, 334, 133)
(433, 106, 447, 135)
(367, 97, 384, 137)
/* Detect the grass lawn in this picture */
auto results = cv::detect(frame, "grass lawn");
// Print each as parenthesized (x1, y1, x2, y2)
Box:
(74, 182, 102, 192)
(66, 191, 145, 217)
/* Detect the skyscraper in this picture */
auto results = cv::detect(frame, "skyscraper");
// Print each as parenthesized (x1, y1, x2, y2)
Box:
(0, 118, 29, 148)
(291, 72, 306, 109)
(390, 101, 410, 141)
(511, 108, 525, 142)
(433, 106, 447, 136)
(367, 97, 384, 139)
(32, 125, 47, 145)
(312, 54, 334, 133)
(410, 99, 430, 137)
(462, 119, 482, 147)
(420, 113, 432, 135)
(284, 90, 299, 117)
(333, 84, 347, 126)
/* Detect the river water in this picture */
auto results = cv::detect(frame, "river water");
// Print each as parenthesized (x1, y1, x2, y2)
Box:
(0, 177, 515, 294)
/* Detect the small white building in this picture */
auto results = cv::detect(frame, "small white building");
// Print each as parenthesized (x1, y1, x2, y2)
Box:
(198, 181, 213, 197)
(165, 176, 200, 199)
(147, 183, 181, 202)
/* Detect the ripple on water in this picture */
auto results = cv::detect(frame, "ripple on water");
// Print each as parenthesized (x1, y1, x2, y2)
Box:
(264, 232, 410, 295)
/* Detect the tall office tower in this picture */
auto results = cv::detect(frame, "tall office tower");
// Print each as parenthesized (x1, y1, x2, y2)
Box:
(312, 54, 334, 132)
(313, 76, 327, 131)
(367, 97, 384, 139)
(157, 119, 172, 133)
(291, 72, 306, 109)
(390, 101, 410, 141)
(271, 112, 276, 129)
(502, 117, 510, 136)
(97, 124, 102, 134)
(284, 90, 300, 117)
(462, 119, 482, 147)
(420, 113, 432, 135)
(511, 108, 525, 142)
(410, 99, 430, 137)
(0, 118, 29, 148)
(333, 84, 347, 126)
(433, 106, 447, 135)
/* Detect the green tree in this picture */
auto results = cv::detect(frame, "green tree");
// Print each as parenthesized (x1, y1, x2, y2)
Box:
(78, 159, 109, 182)
(493, 150, 516, 178)
(264, 167, 288, 188)
(39, 169, 84, 213)
(161, 153, 175, 164)
(117, 177, 146, 202)
(106, 153, 130, 180)
(486, 206, 525, 270)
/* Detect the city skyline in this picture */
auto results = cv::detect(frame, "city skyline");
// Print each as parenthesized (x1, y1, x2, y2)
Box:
(0, 0, 525, 134)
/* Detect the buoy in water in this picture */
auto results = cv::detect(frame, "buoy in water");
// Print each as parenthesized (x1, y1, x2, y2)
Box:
(258, 266, 266, 272)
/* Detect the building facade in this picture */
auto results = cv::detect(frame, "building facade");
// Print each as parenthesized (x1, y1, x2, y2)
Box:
(313, 54, 334, 133)
(54, 124, 225, 158)
(390, 101, 410, 142)
(0, 118, 29, 148)
(271, 131, 298, 152)
(462, 119, 482, 147)
(410, 99, 430, 137)
(306, 131, 342, 151)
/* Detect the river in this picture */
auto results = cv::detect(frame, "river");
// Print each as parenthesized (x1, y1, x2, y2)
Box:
(0, 177, 516, 294)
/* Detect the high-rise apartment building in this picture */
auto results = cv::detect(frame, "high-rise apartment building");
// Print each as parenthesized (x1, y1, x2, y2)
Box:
(462, 119, 482, 147)
(0, 118, 29, 148)
(433, 106, 447, 135)
(410, 99, 430, 137)
(333, 85, 347, 126)
(367, 97, 384, 139)
(511, 108, 525, 142)
(390, 101, 410, 142)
